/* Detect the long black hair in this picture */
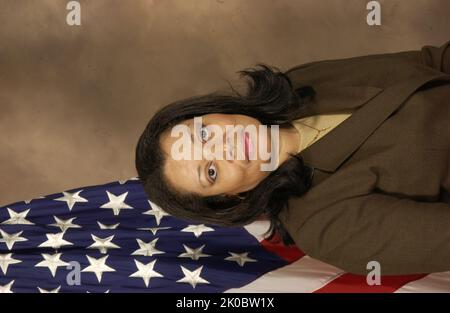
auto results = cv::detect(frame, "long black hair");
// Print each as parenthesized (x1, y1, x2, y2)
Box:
(135, 63, 315, 245)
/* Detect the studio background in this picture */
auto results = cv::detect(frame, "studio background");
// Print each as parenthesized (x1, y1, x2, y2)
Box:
(1, 0, 449, 206)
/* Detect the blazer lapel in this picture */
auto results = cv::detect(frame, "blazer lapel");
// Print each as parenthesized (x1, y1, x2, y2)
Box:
(296, 68, 450, 173)
(296, 84, 383, 117)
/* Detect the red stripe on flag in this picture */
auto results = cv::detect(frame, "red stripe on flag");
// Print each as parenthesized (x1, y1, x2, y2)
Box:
(260, 233, 305, 263)
(314, 273, 428, 293)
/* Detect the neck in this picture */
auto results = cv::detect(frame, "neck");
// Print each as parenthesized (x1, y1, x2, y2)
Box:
(277, 125, 301, 167)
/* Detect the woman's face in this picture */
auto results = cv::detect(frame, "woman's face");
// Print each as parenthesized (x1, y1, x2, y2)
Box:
(159, 113, 275, 197)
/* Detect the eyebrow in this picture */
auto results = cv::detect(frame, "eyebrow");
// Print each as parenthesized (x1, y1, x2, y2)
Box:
(197, 164, 208, 188)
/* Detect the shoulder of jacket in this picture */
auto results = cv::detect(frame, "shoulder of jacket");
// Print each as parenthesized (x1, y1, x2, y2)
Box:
(284, 50, 427, 89)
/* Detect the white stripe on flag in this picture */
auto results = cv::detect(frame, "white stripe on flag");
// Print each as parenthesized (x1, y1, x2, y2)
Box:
(244, 220, 271, 242)
(224, 255, 345, 293)
(395, 271, 450, 293)
(243, 220, 450, 293)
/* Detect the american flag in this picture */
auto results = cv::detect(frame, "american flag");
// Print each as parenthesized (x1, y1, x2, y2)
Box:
(0, 177, 449, 293)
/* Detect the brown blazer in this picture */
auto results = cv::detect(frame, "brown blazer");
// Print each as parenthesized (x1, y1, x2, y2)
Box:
(278, 40, 450, 275)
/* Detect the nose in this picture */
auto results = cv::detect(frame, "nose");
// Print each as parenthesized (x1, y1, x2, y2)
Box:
(223, 132, 235, 161)
(223, 142, 233, 161)
(200, 132, 233, 161)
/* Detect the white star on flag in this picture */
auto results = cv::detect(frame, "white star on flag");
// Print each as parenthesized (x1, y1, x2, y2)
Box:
(117, 176, 139, 184)
(82, 255, 115, 283)
(87, 234, 120, 254)
(0, 253, 22, 274)
(137, 226, 171, 235)
(100, 191, 133, 216)
(131, 238, 165, 257)
(38, 232, 73, 249)
(24, 196, 45, 204)
(225, 252, 257, 267)
(48, 216, 81, 232)
(176, 265, 210, 289)
(143, 200, 170, 225)
(129, 259, 163, 287)
(0, 229, 28, 250)
(178, 244, 211, 261)
(1, 208, 34, 225)
(97, 221, 120, 230)
(35, 253, 69, 277)
(54, 190, 88, 211)
(0, 280, 14, 293)
(37, 286, 61, 293)
(181, 224, 214, 238)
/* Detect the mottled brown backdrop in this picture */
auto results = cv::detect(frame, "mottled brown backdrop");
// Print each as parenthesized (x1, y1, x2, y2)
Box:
(1, 0, 449, 206)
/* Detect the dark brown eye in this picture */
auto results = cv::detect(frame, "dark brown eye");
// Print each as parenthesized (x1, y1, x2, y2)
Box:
(199, 124, 210, 142)
(207, 163, 217, 182)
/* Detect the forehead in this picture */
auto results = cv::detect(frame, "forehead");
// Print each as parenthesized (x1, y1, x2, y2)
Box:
(164, 157, 199, 193)
(161, 149, 202, 196)
(159, 118, 191, 150)
(159, 120, 200, 195)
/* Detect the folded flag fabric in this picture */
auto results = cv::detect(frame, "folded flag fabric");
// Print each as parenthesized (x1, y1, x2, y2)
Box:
(0, 177, 449, 293)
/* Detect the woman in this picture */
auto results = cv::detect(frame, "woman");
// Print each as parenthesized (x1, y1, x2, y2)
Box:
(135, 40, 450, 276)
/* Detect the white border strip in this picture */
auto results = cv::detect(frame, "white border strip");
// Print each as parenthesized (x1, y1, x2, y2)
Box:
(395, 271, 450, 293)
(224, 255, 345, 293)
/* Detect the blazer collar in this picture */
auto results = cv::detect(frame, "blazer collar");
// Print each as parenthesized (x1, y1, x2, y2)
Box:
(296, 84, 383, 117)
(294, 69, 450, 173)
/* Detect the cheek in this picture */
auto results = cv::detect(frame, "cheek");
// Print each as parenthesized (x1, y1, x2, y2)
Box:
(223, 165, 246, 185)
(221, 163, 267, 192)
(246, 162, 271, 186)
(250, 165, 268, 181)
(216, 163, 247, 193)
